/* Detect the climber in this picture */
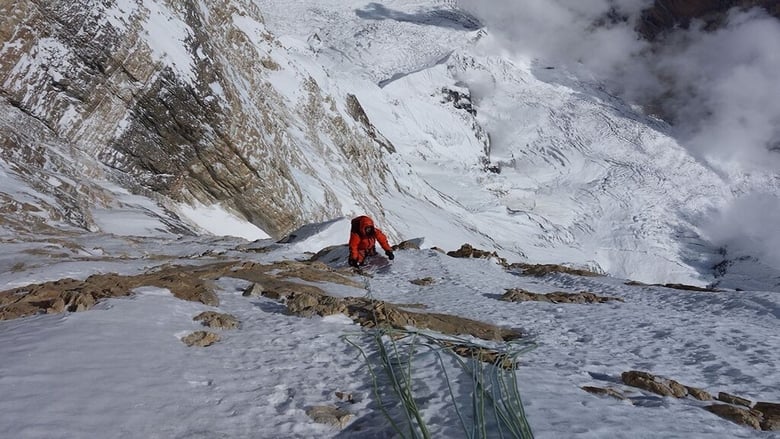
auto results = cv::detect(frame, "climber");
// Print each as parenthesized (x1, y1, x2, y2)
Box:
(348, 215, 394, 267)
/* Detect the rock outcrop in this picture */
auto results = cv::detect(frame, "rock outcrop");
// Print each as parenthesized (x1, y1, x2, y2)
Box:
(193, 311, 240, 330)
(0, 0, 398, 239)
(754, 402, 780, 431)
(704, 404, 763, 431)
(181, 330, 221, 347)
(501, 289, 622, 304)
(581, 386, 629, 401)
(305, 405, 354, 429)
(617, 369, 779, 431)
(508, 263, 601, 277)
(0, 262, 236, 320)
(447, 243, 505, 264)
(410, 277, 435, 286)
(638, 1, 780, 40)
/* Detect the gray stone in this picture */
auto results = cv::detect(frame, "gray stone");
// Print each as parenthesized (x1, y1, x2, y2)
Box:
(181, 331, 221, 347)
(718, 392, 753, 407)
(305, 405, 354, 429)
(704, 404, 761, 430)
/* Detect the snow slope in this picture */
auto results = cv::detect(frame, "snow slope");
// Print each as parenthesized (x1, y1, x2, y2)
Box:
(0, 222, 777, 438)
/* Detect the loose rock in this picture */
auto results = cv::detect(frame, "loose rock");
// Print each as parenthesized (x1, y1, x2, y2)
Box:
(181, 331, 221, 347)
(717, 392, 753, 407)
(501, 289, 622, 304)
(193, 311, 239, 330)
(754, 402, 780, 431)
(704, 404, 762, 430)
(410, 277, 434, 286)
(582, 386, 629, 401)
(621, 370, 686, 398)
(306, 405, 353, 429)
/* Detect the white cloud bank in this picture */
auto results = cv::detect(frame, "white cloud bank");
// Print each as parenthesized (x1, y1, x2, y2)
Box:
(457, 0, 780, 172)
(457, 0, 780, 270)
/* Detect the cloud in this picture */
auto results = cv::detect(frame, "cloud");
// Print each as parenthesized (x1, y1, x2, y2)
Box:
(456, 1, 780, 172)
(456, 1, 780, 271)
(702, 193, 780, 270)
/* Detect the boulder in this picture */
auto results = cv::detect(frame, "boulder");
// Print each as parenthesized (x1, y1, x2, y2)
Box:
(717, 392, 753, 407)
(582, 386, 629, 401)
(410, 277, 435, 286)
(305, 405, 354, 429)
(181, 331, 221, 347)
(621, 370, 686, 398)
(704, 404, 762, 430)
(447, 244, 505, 264)
(754, 402, 780, 431)
(394, 239, 421, 250)
(685, 386, 713, 401)
(242, 283, 265, 297)
(193, 311, 239, 330)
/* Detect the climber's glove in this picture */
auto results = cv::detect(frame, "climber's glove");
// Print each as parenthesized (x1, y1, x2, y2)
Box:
(385, 251, 395, 260)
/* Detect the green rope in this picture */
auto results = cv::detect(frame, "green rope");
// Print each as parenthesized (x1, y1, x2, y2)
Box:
(348, 266, 534, 437)
(344, 329, 536, 439)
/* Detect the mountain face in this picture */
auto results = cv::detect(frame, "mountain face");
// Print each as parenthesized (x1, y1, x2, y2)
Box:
(1, 0, 396, 238)
(1, 0, 778, 288)
(638, 0, 780, 39)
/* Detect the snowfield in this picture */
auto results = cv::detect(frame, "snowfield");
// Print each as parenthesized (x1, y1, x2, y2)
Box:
(0, 221, 778, 438)
(1, 0, 779, 438)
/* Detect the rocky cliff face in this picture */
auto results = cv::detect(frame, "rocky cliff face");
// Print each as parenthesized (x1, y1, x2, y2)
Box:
(0, 0, 396, 238)
(638, 0, 780, 39)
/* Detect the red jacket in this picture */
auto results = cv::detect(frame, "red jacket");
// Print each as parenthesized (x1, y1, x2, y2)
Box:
(349, 216, 392, 263)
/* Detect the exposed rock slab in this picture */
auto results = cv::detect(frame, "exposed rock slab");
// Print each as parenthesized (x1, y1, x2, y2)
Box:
(717, 392, 753, 407)
(619, 369, 780, 431)
(447, 243, 505, 264)
(193, 311, 239, 330)
(0, 262, 237, 320)
(410, 277, 435, 286)
(685, 386, 713, 401)
(508, 263, 600, 277)
(394, 239, 421, 250)
(246, 279, 519, 342)
(181, 331, 221, 347)
(754, 402, 780, 431)
(305, 405, 353, 429)
(704, 404, 762, 430)
(624, 280, 721, 292)
(442, 342, 516, 370)
(232, 261, 362, 290)
(582, 386, 629, 401)
(297, 291, 519, 342)
(621, 370, 687, 398)
(501, 289, 623, 304)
